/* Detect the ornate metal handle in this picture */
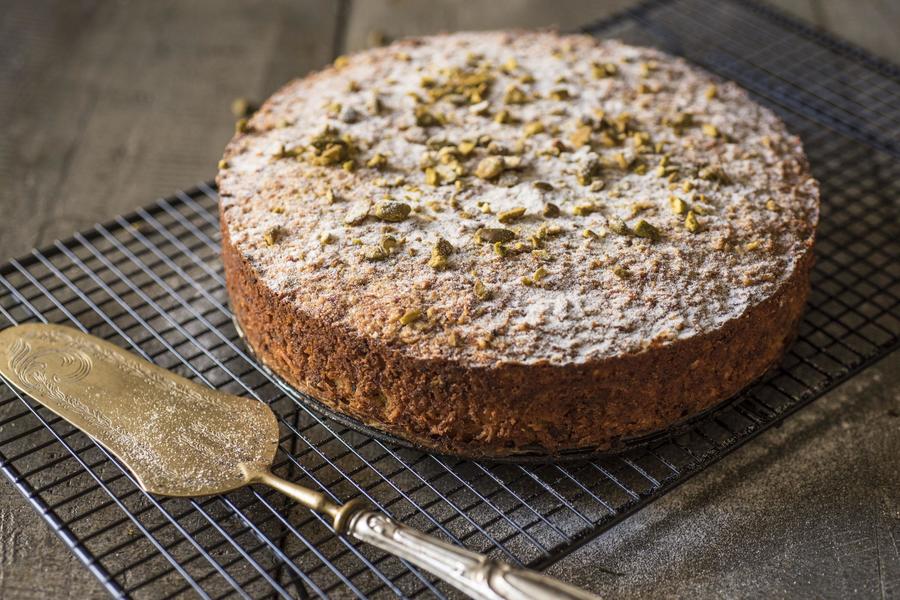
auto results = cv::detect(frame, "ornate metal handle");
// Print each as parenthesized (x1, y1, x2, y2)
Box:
(347, 509, 600, 600)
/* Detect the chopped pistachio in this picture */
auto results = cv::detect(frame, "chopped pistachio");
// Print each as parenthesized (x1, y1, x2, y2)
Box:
(521, 275, 533, 286)
(685, 210, 701, 233)
(362, 245, 388, 261)
(475, 156, 505, 180)
(475, 227, 516, 243)
(667, 112, 693, 131)
(457, 139, 477, 156)
(573, 202, 600, 216)
(629, 202, 654, 217)
(217, 159, 229, 170)
(682, 180, 694, 192)
(765, 198, 780, 212)
(542, 203, 560, 218)
(317, 143, 346, 165)
(366, 93, 384, 115)
(582, 228, 599, 239)
(344, 201, 370, 225)
(469, 99, 491, 116)
(533, 266, 549, 282)
(374, 201, 411, 222)
(493, 241, 508, 257)
(498, 173, 519, 187)
(702, 123, 720, 138)
(576, 155, 601, 185)
(333, 55, 350, 68)
(612, 265, 631, 279)
(380, 234, 400, 252)
(497, 207, 526, 224)
(263, 226, 282, 247)
(503, 155, 523, 169)
(473, 278, 491, 300)
(235, 118, 249, 134)
(231, 98, 256, 118)
(598, 62, 618, 78)
(434, 237, 453, 257)
(745, 240, 761, 251)
(545, 224, 564, 236)
(414, 105, 442, 127)
(533, 181, 554, 191)
(494, 109, 513, 124)
(523, 121, 545, 137)
(424, 167, 441, 186)
(319, 231, 334, 245)
(633, 219, 660, 241)
(399, 308, 422, 326)
(367, 153, 388, 169)
(570, 125, 593, 149)
(698, 164, 730, 183)
(705, 84, 718, 100)
(503, 84, 528, 104)
(549, 88, 570, 101)
(608, 216, 630, 236)
(428, 252, 448, 269)
(669, 195, 689, 215)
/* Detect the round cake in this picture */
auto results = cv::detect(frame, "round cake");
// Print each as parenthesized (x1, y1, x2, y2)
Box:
(217, 31, 818, 458)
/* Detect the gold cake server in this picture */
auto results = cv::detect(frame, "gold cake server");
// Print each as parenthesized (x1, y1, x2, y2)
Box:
(0, 324, 599, 600)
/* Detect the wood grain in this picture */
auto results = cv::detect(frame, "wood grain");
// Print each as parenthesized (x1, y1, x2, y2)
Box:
(0, 2, 340, 598)
(343, 0, 637, 50)
(0, 0, 340, 262)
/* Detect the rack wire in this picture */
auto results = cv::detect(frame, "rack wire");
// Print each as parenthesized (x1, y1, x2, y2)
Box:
(0, 0, 897, 597)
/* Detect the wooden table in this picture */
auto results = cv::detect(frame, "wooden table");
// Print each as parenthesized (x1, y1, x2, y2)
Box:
(1, 1, 898, 598)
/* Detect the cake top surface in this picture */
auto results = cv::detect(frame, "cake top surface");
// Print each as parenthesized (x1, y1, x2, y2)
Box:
(218, 31, 818, 366)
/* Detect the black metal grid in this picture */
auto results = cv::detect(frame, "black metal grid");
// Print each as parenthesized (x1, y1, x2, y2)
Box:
(0, 0, 897, 597)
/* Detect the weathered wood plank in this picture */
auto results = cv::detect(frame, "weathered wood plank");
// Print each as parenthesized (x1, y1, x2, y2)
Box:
(815, 0, 900, 61)
(0, 3, 341, 599)
(343, 0, 637, 52)
(0, 0, 340, 262)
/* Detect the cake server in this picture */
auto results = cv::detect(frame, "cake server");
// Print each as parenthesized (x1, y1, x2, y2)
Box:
(0, 324, 599, 600)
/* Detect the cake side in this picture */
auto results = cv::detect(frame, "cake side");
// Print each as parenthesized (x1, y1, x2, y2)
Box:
(223, 219, 813, 456)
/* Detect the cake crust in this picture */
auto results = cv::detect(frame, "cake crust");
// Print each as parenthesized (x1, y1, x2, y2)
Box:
(218, 31, 818, 457)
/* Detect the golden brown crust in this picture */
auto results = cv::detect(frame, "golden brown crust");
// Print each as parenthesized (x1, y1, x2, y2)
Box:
(223, 219, 813, 457)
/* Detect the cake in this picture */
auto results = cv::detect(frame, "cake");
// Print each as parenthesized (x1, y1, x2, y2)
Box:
(217, 31, 818, 458)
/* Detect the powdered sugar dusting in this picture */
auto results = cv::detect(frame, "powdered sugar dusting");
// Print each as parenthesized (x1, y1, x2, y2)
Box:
(218, 31, 818, 366)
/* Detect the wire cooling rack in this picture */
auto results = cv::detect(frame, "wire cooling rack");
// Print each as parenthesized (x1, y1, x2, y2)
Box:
(1, 0, 898, 597)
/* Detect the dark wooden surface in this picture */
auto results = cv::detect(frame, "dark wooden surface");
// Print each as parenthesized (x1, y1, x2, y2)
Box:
(0, 1, 897, 598)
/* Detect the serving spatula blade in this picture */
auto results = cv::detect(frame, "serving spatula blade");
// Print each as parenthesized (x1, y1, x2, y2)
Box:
(0, 324, 600, 600)
(0, 323, 279, 496)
